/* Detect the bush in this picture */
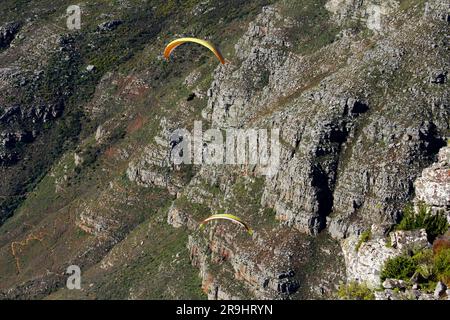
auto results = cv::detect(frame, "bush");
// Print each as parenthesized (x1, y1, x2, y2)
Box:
(380, 255, 417, 281)
(433, 235, 450, 255)
(355, 229, 372, 252)
(434, 248, 450, 286)
(337, 282, 375, 300)
(411, 249, 434, 281)
(385, 236, 392, 248)
(397, 203, 448, 241)
(381, 247, 450, 288)
(411, 248, 433, 265)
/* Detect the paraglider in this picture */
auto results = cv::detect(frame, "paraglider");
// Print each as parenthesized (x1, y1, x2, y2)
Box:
(164, 37, 226, 64)
(199, 214, 253, 235)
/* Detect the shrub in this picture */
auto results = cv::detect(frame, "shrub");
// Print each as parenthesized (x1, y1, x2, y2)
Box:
(411, 248, 433, 265)
(424, 213, 449, 241)
(337, 282, 375, 300)
(411, 249, 434, 281)
(385, 236, 392, 248)
(279, 0, 341, 54)
(433, 235, 450, 255)
(397, 203, 448, 241)
(380, 255, 417, 281)
(355, 229, 372, 252)
(381, 247, 450, 288)
(433, 248, 450, 286)
(415, 263, 434, 280)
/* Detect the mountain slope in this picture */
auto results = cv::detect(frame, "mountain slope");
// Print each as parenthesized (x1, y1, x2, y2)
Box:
(0, 0, 448, 299)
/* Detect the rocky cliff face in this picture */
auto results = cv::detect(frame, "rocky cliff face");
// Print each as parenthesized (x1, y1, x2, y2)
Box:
(414, 146, 450, 221)
(342, 228, 429, 288)
(339, 146, 449, 299)
(203, 0, 449, 240)
(163, 0, 448, 299)
(0, 0, 448, 300)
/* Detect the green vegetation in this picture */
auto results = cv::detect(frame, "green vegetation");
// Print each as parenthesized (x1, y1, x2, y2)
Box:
(399, 0, 427, 11)
(260, 207, 278, 229)
(381, 247, 450, 287)
(230, 176, 265, 212)
(93, 222, 206, 299)
(355, 229, 372, 252)
(433, 248, 450, 286)
(1, 0, 444, 300)
(337, 281, 375, 300)
(174, 195, 211, 220)
(279, 0, 341, 54)
(1, 0, 271, 224)
(49, 211, 206, 300)
(381, 203, 449, 289)
(385, 236, 392, 248)
(381, 255, 417, 281)
(397, 203, 448, 242)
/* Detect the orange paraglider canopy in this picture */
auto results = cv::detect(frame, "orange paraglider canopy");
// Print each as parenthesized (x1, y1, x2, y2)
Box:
(164, 37, 225, 64)
(199, 214, 253, 235)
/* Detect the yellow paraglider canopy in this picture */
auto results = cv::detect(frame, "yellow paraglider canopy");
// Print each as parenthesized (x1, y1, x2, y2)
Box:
(199, 214, 253, 235)
(164, 37, 225, 64)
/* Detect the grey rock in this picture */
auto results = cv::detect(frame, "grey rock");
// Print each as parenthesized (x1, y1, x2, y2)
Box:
(434, 281, 447, 299)
(414, 146, 450, 222)
(167, 203, 197, 230)
(126, 120, 186, 195)
(418, 293, 436, 300)
(409, 289, 421, 300)
(383, 279, 406, 290)
(374, 290, 388, 300)
(278, 278, 299, 294)
(74, 153, 84, 167)
(97, 20, 123, 32)
(390, 229, 429, 251)
(0, 22, 20, 49)
(342, 229, 429, 288)
(0, 105, 20, 123)
(325, 0, 398, 32)
(119, 2, 449, 299)
(429, 70, 447, 84)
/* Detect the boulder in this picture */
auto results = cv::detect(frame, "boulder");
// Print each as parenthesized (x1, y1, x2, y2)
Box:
(429, 70, 447, 84)
(382, 279, 406, 290)
(97, 20, 123, 32)
(390, 229, 429, 251)
(0, 22, 20, 49)
(434, 281, 447, 299)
